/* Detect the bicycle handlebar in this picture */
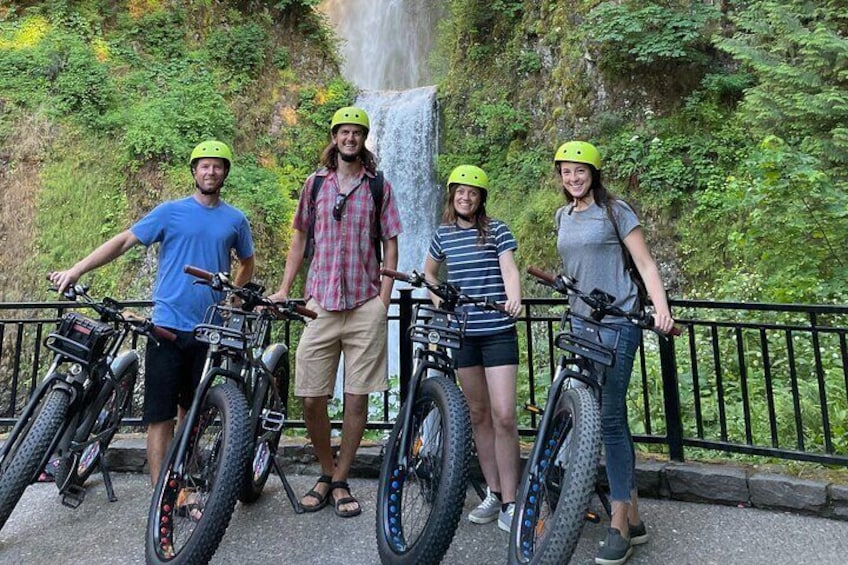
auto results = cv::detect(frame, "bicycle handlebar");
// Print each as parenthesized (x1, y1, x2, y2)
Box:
(46, 280, 176, 343)
(183, 265, 317, 321)
(381, 268, 508, 314)
(527, 266, 681, 336)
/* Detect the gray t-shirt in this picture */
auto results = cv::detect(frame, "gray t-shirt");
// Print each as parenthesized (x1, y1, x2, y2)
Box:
(555, 200, 640, 319)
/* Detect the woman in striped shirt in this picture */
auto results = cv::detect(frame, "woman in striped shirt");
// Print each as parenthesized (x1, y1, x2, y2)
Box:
(424, 164, 522, 532)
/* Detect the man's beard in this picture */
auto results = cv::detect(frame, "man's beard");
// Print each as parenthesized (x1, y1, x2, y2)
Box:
(339, 151, 358, 163)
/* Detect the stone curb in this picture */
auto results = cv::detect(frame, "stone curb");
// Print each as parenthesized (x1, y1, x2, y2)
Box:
(107, 435, 848, 521)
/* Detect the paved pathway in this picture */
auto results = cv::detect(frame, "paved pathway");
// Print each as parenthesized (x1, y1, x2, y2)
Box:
(1, 472, 848, 564)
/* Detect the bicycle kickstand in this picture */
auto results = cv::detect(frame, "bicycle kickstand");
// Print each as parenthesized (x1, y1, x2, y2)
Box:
(272, 455, 304, 514)
(98, 450, 118, 502)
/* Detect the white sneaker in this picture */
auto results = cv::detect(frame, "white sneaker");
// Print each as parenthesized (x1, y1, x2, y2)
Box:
(498, 502, 515, 532)
(468, 488, 500, 524)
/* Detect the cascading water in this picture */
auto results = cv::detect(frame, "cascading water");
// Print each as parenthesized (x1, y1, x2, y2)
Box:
(317, 0, 442, 90)
(317, 1, 444, 403)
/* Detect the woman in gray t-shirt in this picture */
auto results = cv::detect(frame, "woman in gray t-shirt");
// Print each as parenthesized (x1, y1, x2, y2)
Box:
(554, 141, 674, 565)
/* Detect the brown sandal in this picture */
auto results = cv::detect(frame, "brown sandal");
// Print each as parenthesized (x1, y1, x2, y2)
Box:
(330, 480, 362, 518)
(301, 474, 332, 512)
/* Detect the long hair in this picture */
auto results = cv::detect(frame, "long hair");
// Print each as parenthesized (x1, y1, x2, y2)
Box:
(441, 183, 491, 246)
(319, 133, 378, 173)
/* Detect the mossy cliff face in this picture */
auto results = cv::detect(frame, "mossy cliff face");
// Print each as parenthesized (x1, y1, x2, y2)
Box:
(0, 0, 350, 301)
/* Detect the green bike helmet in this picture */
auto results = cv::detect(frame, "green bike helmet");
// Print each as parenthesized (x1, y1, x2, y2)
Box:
(190, 140, 233, 171)
(331, 106, 370, 134)
(554, 141, 602, 170)
(447, 164, 490, 192)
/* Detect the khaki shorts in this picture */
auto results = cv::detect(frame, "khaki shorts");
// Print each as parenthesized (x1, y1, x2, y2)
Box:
(294, 296, 389, 397)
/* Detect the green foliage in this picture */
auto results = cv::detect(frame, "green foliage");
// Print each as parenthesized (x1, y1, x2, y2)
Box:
(0, 21, 114, 126)
(207, 21, 268, 81)
(35, 132, 130, 298)
(118, 7, 186, 59)
(687, 136, 848, 303)
(717, 0, 848, 168)
(588, 0, 720, 71)
(120, 72, 235, 163)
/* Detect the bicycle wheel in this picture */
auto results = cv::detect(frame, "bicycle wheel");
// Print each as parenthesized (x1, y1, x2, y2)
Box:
(238, 358, 288, 503)
(376, 376, 471, 565)
(508, 387, 601, 565)
(0, 388, 70, 530)
(56, 352, 139, 488)
(145, 382, 251, 565)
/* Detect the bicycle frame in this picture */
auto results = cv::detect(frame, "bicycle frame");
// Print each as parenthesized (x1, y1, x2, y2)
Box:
(531, 312, 618, 472)
(394, 305, 464, 469)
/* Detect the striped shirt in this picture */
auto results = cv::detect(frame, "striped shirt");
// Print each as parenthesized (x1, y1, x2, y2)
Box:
(428, 220, 517, 336)
(293, 168, 403, 311)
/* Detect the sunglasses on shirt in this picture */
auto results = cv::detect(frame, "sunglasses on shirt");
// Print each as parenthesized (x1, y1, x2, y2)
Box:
(333, 192, 350, 221)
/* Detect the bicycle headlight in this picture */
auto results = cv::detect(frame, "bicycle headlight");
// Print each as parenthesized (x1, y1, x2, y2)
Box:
(208, 330, 222, 345)
(69, 363, 83, 376)
(427, 331, 440, 344)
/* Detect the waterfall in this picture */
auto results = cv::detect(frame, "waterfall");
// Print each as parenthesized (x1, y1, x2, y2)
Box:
(317, 1, 444, 406)
(317, 0, 442, 89)
(355, 88, 440, 275)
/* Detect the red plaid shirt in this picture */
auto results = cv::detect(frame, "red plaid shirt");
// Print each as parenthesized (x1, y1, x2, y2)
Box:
(293, 168, 403, 311)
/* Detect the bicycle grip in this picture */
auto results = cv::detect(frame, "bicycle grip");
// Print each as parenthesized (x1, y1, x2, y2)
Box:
(643, 313, 682, 337)
(184, 265, 214, 281)
(381, 268, 409, 282)
(153, 326, 178, 342)
(294, 304, 318, 319)
(527, 266, 557, 284)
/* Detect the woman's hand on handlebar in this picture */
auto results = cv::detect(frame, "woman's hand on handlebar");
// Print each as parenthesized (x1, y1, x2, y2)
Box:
(504, 297, 522, 318)
(652, 311, 676, 336)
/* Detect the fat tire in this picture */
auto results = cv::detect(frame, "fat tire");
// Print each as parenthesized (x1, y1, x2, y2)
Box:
(508, 387, 601, 565)
(376, 377, 471, 565)
(238, 363, 287, 503)
(0, 389, 70, 530)
(145, 382, 251, 565)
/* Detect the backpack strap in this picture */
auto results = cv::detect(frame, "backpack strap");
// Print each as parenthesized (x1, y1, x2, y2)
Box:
(603, 200, 651, 308)
(303, 173, 325, 260)
(369, 171, 384, 263)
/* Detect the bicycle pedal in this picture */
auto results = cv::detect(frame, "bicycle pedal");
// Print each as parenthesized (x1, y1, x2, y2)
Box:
(61, 484, 86, 509)
(261, 410, 285, 432)
(524, 402, 544, 416)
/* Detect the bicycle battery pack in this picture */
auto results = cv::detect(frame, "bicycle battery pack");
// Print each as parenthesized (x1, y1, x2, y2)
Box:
(45, 312, 116, 365)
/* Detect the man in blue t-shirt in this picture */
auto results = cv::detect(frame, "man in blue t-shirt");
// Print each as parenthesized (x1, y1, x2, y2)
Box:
(49, 140, 255, 484)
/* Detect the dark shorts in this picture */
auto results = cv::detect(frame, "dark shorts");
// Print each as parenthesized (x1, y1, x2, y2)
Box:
(455, 327, 519, 369)
(143, 329, 208, 424)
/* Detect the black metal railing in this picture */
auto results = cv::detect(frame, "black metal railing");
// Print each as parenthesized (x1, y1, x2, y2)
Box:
(1, 293, 846, 466)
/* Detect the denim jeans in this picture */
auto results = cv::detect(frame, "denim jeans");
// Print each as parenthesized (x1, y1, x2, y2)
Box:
(572, 318, 642, 502)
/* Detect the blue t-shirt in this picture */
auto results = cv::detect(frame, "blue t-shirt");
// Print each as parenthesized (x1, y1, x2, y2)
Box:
(428, 219, 517, 336)
(131, 196, 254, 331)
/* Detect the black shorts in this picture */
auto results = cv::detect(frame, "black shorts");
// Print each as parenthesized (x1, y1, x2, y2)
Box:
(143, 329, 208, 423)
(454, 327, 519, 369)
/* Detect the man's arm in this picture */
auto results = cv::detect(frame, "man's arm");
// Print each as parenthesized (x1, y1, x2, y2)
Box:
(267, 229, 307, 302)
(49, 230, 140, 292)
(233, 255, 255, 287)
(379, 236, 398, 308)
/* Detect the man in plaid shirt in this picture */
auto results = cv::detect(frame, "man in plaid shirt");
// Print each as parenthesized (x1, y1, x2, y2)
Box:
(269, 106, 402, 518)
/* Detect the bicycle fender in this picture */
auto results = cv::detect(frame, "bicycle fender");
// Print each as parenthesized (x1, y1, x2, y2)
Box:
(260, 343, 288, 374)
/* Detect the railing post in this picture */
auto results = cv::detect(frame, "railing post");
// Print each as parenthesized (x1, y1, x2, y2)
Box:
(660, 333, 685, 461)
(398, 288, 414, 406)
